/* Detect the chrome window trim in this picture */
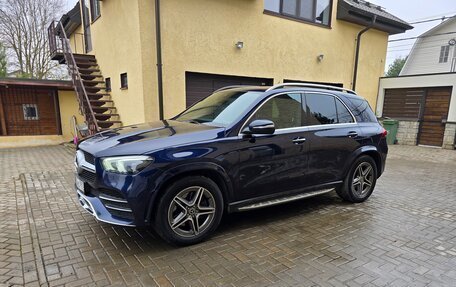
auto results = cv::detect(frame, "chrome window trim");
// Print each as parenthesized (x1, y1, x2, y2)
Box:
(238, 91, 357, 136)
(305, 91, 357, 124)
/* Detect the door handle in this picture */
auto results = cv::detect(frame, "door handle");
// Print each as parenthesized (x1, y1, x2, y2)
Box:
(292, 137, 306, 144)
(347, 131, 358, 138)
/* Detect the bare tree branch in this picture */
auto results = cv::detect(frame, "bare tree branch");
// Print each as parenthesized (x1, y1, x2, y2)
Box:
(0, 0, 65, 79)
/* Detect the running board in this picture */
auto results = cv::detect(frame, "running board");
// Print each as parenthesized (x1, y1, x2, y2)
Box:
(237, 188, 335, 211)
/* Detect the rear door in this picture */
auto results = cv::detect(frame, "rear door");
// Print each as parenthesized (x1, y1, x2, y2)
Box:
(302, 92, 361, 186)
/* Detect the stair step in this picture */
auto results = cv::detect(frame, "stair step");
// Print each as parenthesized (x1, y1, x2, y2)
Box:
(76, 62, 98, 68)
(95, 113, 119, 121)
(81, 74, 103, 80)
(87, 92, 109, 97)
(85, 86, 105, 91)
(78, 68, 101, 73)
(95, 113, 119, 117)
(90, 100, 113, 106)
(97, 120, 122, 129)
(73, 54, 95, 60)
(92, 106, 116, 113)
(83, 80, 106, 86)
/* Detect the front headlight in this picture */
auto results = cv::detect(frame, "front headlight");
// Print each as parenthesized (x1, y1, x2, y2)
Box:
(101, 156, 154, 174)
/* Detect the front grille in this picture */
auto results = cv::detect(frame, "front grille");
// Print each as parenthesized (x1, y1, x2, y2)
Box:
(83, 151, 95, 165)
(79, 169, 96, 184)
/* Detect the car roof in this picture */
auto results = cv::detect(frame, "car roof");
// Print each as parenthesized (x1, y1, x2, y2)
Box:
(220, 85, 364, 102)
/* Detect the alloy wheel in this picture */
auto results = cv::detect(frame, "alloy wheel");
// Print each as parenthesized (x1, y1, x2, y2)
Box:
(167, 186, 216, 238)
(351, 162, 374, 197)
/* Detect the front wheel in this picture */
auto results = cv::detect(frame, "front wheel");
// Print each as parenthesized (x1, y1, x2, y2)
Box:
(154, 176, 224, 246)
(337, 155, 377, 203)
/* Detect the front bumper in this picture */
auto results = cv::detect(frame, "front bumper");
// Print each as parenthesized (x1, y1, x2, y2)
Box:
(76, 186, 136, 227)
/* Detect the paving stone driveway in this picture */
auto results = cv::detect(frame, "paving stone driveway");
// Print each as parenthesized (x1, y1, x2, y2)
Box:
(1, 145, 456, 287)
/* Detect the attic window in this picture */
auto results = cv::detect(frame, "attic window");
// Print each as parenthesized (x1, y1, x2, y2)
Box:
(264, 0, 332, 26)
(439, 46, 450, 63)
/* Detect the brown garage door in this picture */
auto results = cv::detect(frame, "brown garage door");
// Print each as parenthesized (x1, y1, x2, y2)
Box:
(185, 72, 273, 107)
(418, 87, 452, 146)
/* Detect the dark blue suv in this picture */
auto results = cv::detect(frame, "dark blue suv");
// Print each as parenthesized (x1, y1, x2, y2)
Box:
(75, 83, 388, 245)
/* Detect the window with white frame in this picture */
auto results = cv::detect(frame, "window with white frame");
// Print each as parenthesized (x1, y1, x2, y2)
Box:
(439, 45, 450, 63)
(23, 104, 39, 120)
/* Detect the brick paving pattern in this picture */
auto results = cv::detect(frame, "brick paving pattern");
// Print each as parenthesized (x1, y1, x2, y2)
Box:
(0, 145, 456, 286)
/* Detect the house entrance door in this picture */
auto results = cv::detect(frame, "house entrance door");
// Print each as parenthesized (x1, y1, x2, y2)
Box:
(418, 87, 452, 146)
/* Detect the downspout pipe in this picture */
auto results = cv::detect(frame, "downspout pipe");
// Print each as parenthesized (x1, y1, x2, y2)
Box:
(353, 15, 377, 91)
(155, 0, 164, 120)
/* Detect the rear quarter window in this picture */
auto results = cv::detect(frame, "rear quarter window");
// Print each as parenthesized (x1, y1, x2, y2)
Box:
(346, 98, 378, 123)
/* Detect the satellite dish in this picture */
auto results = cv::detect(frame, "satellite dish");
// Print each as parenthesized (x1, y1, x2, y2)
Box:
(449, 39, 456, 46)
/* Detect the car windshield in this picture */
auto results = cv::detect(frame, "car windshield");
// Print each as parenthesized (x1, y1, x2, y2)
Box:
(175, 90, 264, 127)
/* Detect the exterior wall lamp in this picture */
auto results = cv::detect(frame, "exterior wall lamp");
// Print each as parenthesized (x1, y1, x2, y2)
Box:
(317, 54, 324, 62)
(235, 41, 244, 49)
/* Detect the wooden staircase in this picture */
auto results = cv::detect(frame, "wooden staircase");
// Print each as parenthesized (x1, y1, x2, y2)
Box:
(48, 21, 122, 134)
(72, 54, 122, 130)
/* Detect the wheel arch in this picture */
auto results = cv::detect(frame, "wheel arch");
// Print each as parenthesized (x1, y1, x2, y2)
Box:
(345, 146, 383, 179)
(146, 163, 233, 223)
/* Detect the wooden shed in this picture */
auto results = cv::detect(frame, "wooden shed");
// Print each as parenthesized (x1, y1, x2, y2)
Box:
(0, 78, 83, 148)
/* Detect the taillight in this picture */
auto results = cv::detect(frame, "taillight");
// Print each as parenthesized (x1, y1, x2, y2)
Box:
(381, 128, 388, 138)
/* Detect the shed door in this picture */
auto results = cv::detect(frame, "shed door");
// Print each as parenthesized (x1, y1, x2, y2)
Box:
(418, 87, 452, 146)
(185, 72, 273, 107)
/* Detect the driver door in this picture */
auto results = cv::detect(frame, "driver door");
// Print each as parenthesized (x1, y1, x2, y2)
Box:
(235, 93, 310, 201)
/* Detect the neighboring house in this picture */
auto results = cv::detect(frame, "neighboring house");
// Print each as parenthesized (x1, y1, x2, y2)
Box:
(377, 18, 456, 149)
(0, 78, 83, 148)
(401, 17, 456, 75)
(48, 0, 411, 134)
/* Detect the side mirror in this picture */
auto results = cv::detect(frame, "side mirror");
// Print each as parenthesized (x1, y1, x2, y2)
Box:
(244, 119, 275, 135)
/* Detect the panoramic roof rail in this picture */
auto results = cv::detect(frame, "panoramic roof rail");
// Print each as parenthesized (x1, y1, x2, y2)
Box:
(266, 83, 358, 95)
(213, 85, 249, 93)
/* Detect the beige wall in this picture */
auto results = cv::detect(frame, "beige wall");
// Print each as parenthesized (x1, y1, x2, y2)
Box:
(58, 90, 85, 141)
(160, 0, 388, 118)
(69, 0, 157, 125)
(70, 0, 389, 123)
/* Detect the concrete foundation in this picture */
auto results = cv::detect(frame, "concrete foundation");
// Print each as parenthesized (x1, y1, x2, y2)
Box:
(443, 123, 456, 149)
(395, 121, 419, 146)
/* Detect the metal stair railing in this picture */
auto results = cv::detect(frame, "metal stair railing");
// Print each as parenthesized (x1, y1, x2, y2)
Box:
(49, 21, 100, 134)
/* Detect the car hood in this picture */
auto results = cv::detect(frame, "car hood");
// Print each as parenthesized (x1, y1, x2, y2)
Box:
(78, 120, 226, 157)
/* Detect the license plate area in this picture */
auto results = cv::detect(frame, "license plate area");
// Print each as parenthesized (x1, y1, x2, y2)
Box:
(76, 177, 85, 193)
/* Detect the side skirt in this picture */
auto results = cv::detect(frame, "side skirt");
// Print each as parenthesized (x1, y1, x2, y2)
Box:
(228, 183, 340, 213)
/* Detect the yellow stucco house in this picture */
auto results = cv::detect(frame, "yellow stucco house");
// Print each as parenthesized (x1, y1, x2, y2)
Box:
(49, 0, 412, 132)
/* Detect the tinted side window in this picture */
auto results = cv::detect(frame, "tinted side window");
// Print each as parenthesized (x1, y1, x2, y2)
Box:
(305, 94, 337, 125)
(335, 99, 354, 123)
(251, 93, 303, 129)
(349, 98, 377, 122)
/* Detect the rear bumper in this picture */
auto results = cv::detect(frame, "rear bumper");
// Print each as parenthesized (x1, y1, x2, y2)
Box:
(76, 188, 136, 227)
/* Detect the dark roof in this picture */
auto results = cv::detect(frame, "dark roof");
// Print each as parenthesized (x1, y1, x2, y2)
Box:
(58, 3, 81, 36)
(0, 78, 73, 90)
(337, 0, 413, 35)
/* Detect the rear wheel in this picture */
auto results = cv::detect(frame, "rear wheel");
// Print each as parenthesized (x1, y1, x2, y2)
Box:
(154, 176, 224, 246)
(337, 155, 377, 203)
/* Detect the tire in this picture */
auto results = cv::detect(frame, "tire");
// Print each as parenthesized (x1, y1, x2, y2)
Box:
(154, 176, 224, 246)
(336, 155, 377, 203)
